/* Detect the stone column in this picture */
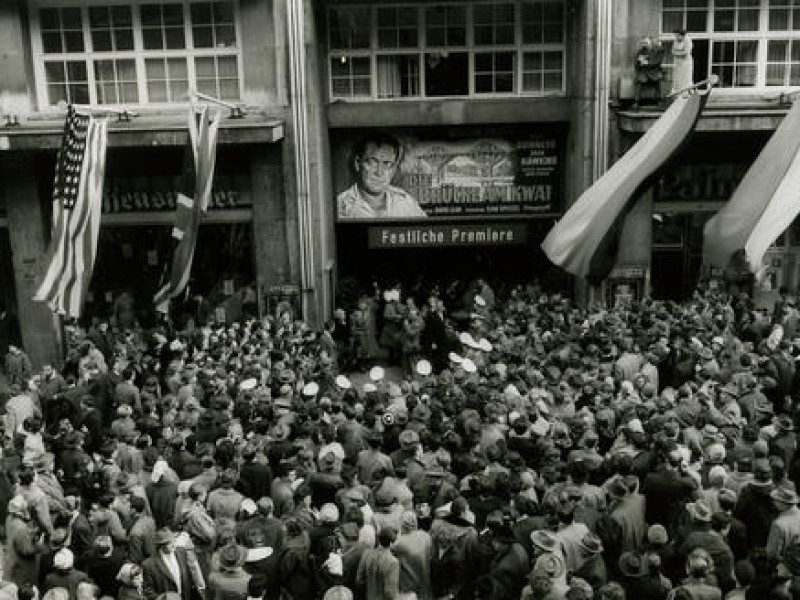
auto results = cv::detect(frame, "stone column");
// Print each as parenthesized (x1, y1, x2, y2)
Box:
(250, 143, 296, 292)
(2, 154, 62, 368)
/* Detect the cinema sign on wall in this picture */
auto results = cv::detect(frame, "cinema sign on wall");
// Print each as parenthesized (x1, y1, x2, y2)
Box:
(334, 126, 566, 222)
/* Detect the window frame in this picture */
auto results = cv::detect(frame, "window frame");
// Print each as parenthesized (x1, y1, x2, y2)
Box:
(29, 0, 244, 110)
(327, 0, 568, 102)
(659, 0, 800, 92)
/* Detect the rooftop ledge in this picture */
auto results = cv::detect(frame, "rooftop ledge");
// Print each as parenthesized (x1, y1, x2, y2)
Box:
(0, 111, 284, 150)
(616, 100, 793, 133)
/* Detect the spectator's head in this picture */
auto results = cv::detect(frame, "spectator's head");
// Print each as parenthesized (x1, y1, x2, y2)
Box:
(377, 527, 397, 548)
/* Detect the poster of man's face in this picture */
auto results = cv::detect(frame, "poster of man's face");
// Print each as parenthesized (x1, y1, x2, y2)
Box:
(336, 131, 427, 221)
(355, 141, 399, 197)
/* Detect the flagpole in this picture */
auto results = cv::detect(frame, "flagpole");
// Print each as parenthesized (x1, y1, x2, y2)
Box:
(69, 104, 138, 121)
(188, 90, 246, 119)
(666, 74, 719, 99)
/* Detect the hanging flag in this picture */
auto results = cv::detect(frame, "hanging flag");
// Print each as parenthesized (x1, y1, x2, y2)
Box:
(154, 105, 220, 312)
(541, 87, 711, 283)
(704, 100, 800, 272)
(33, 106, 108, 319)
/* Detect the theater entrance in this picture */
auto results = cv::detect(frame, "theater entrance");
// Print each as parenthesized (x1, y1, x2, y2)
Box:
(334, 219, 566, 308)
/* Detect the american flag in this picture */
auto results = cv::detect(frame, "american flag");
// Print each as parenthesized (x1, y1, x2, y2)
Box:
(34, 106, 108, 318)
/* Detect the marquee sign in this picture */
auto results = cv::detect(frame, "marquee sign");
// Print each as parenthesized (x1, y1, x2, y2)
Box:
(368, 223, 528, 248)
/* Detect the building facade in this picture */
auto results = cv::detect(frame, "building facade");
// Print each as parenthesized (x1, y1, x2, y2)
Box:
(0, 0, 608, 367)
(0, 0, 294, 366)
(609, 0, 800, 305)
(6, 0, 797, 367)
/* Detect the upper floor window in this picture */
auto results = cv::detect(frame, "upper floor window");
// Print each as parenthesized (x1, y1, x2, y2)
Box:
(31, 1, 241, 108)
(661, 0, 800, 88)
(327, 0, 567, 101)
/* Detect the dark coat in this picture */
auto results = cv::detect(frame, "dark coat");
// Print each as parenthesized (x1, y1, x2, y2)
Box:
(734, 483, 778, 548)
(142, 549, 201, 600)
(82, 549, 127, 598)
(146, 479, 179, 529)
(642, 467, 698, 531)
(236, 460, 272, 501)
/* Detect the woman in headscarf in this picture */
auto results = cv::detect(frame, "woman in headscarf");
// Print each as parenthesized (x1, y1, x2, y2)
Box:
(116, 563, 144, 600)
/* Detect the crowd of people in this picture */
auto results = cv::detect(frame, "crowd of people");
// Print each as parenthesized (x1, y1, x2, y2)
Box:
(1, 278, 800, 600)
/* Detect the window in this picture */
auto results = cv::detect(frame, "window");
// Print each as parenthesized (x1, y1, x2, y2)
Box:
(327, 1, 566, 101)
(473, 3, 516, 45)
(31, 1, 242, 108)
(766, 39, 800, 84)
(523, 50, 564, 92)
(769, 0, 800, 31)
(712, 39, 758, 85)
(475, 52, 515, 93)
(330, 56, 372, 99)
(662, 0, 710, 33)
(713, 0, 760, 31)
(661, 0, 800, 88)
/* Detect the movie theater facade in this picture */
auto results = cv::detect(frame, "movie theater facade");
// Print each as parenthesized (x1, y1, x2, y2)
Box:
(0, 0, 609, 367)
(318, 0, 603, 300)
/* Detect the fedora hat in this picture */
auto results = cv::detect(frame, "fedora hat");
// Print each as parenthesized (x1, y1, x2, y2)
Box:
(771, 487, 800, 505)
(578, 532, 603, 555)
(154, 528, 175, 547)
(530, 530, 559, 554)
(219, 543, 247, 570)
(686, 499, 713, 522)
(533, 553, 566, 580)
(619, 552, 649, 578)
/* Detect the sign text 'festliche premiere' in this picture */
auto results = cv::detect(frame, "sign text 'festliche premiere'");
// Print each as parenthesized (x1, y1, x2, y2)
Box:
(368, 224, 528, 248)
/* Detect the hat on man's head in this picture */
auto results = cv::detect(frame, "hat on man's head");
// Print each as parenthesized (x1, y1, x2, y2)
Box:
(686, 499, 713, 522)
(323, 586, 354, 600)
(647, 524, 669, 546)
(369, 366, 385, 382)
(219, 544, 248, 570)
(154, 528, 175, 547)
(53, 549, 74, 570)
(302, 382, 319, 397)
(530, 530, 559, 554)
(415, 359, 432, 376)
(533, 553, 566, 579)
(335, 375, 351, 390)
(319, 503, 340, 523)
(771, 487, 800, 506)
(578, 532, 603, 555)
(239, 378, 258, 392)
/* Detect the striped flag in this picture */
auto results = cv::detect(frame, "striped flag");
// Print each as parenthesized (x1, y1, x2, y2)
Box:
(33, 106, 108, 318)
(704, 100, 800, 273)
(542, 90, 710, 283)
(154, 105, 220, 312)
